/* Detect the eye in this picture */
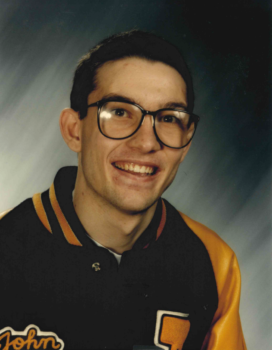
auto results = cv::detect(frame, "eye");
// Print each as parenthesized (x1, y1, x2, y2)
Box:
(161, 115, 178, 123)
(112, 108, 128, 117)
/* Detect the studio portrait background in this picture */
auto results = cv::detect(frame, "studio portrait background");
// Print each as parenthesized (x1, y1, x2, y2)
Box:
(0, 0, 270, 349)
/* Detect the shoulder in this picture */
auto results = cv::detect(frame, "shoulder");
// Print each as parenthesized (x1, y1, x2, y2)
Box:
(163, 199, 235, 263)
(180, 212, 235, 259)
(0, 198, 59, 269)
(162, 200, 235, 272)
(0, 198, 35, 224)
(0, 198, 46, 242)
(179, 211, 241, 299)
(0, 208, 12, 220)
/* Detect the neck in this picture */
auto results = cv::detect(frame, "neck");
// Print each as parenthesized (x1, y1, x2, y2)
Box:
(73, 175, 158, 255)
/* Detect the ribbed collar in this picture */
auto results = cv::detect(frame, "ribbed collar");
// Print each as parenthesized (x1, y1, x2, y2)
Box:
(32, 167, 167, 250)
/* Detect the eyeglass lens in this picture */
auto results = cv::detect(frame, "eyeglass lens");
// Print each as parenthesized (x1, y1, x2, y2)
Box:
(99, 101, 196, 148)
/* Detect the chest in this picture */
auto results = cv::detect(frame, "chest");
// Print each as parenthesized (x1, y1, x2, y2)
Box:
(1, 240, 217, 349)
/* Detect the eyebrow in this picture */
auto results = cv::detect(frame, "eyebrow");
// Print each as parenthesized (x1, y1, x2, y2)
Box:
(163, 101, 187, 109)
(101, 93, 188, 110)
(101, 93, 136, 104)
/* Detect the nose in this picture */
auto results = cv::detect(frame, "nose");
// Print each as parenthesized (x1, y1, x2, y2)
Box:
(126, 114, 161, 152)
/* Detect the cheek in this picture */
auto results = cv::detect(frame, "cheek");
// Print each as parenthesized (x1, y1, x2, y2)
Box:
(167, 162, 180, 182)
(163, 153, 184, 182)
(167, 152, 184, 172)
(80, 130, 98, 173)
(81, 127, 115, 172)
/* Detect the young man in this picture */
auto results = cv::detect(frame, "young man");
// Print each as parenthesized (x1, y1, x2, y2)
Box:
(0, 31, 246, 350)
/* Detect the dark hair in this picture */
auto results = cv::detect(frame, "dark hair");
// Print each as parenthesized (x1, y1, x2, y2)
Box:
(70, 30, 194, 119)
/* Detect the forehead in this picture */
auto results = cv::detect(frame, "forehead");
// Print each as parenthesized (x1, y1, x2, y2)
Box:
(90, 57, 187, 109)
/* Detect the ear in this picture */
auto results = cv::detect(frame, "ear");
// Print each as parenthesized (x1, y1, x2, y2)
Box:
(179, 141, 192, 164)
(59, 108, 82, 152)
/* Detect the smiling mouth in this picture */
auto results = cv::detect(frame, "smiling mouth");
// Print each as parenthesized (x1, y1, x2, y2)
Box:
(113, 162, 157, 176)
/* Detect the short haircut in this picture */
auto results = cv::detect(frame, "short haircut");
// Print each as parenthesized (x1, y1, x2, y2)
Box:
(70, 30, 194, 119)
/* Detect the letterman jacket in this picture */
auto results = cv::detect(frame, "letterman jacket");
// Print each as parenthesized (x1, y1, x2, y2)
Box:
(0, 167, 246, 350)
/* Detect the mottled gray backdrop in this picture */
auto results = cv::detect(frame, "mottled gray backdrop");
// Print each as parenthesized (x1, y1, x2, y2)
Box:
(0, 0, 271, 348)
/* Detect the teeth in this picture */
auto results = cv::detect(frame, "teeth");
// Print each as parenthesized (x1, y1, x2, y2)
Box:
(114, 162, 155, 175)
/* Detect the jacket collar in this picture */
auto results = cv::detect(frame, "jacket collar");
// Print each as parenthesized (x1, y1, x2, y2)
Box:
(32, 167, 166, 249)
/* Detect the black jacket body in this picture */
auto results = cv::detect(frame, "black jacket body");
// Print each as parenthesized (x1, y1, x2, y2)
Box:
(0, 167, 218, 350)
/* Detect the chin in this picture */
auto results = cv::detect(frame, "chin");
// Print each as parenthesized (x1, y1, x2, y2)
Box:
(109, 195, 158, 215)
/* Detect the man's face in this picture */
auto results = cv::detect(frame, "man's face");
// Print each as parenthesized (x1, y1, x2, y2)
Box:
(78, 57, 189, 213)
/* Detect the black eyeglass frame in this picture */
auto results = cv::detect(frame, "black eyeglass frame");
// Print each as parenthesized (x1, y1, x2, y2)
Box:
(87, 99, 200, 149)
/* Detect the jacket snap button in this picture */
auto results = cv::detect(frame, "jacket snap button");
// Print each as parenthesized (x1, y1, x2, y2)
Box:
(92, 262, 101, 271)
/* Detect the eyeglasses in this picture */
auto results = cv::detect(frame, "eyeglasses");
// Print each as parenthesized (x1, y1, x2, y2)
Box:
(87, 99, 200, 149)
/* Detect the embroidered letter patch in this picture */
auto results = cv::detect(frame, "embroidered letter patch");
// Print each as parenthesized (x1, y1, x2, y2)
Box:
(154, 310, 190, 350)
(0, 325, 64, 350)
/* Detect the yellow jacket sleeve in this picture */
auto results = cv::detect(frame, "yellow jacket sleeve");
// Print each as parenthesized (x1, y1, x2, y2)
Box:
(180, 213, 247, 350)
